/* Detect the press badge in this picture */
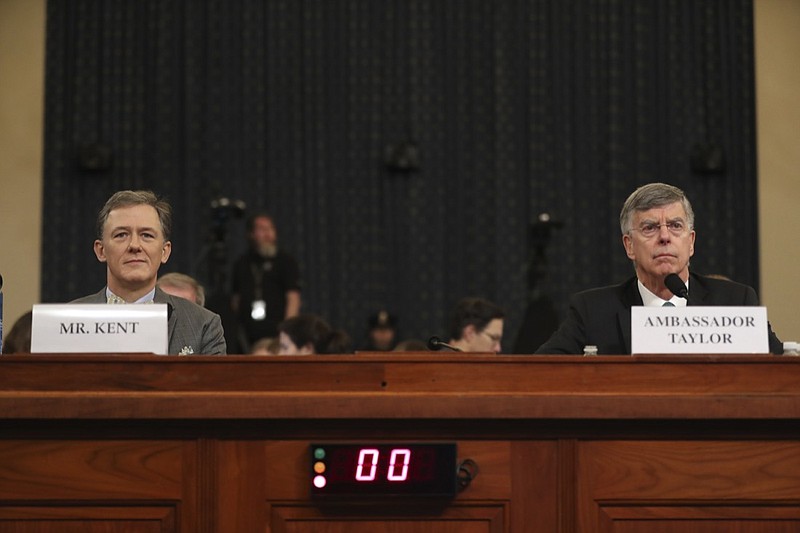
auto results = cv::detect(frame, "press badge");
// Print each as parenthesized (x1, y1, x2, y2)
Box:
(251, 300, 267, 320)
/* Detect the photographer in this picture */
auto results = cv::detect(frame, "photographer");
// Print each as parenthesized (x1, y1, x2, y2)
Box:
(230, 213, 302, 352)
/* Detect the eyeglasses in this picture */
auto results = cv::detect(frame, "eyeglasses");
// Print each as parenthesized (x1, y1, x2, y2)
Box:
(631, 220, 688, 238)
(482, 331, 502, 344)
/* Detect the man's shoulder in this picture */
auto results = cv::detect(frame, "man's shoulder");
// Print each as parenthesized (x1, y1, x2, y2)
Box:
(690, 272, 757, 301)
(157, 289, 221, 322)
(71, 289, 106, 303)
(691, 272, 747, 290)
(171, 295, 219, 319)
(574, 277, 636, 300)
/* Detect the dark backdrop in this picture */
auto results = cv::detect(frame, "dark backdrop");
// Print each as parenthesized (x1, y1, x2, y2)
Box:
(42, 0, 759, 351)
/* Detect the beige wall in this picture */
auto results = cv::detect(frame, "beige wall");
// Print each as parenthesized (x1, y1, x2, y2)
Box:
(0, 0, 44, 330)
(0, 1, 798, 343)
(756, 0, 800, 342)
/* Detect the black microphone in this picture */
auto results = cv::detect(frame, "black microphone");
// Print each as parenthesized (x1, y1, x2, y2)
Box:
(427, 336, 463, 352)
(664, 273, 689, 300)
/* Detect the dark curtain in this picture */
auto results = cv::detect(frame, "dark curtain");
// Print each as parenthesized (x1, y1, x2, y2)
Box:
(42, 0, 759, 351)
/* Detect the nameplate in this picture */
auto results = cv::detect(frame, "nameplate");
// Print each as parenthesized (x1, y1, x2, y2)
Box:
(631, 306, 769, 354)
(31, 304, 168, 355)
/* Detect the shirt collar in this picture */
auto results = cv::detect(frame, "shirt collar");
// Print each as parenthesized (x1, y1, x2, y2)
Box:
(105, 287, 156, 304)
(637, 278, 688, 307)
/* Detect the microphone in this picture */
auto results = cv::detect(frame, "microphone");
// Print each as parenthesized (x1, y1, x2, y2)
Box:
(427, 336, 463, 352)
(664, 273, 689, 300)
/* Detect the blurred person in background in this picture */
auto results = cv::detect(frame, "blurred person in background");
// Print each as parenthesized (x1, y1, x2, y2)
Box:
(277, 314, 351, 355)
(157, 272, 205, 306)
(231, 213, 301, 352)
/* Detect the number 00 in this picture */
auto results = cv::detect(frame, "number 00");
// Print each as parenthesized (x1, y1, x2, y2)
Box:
(354, 448, 412, 482)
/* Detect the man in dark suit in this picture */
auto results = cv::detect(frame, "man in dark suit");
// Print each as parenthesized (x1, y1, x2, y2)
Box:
(536, 182, 782, 355)
(73, 190, 226, 355)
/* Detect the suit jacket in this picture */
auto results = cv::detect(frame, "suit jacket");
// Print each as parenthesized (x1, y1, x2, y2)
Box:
(72, 287, 227, 355)
(535, 273, 783, 355)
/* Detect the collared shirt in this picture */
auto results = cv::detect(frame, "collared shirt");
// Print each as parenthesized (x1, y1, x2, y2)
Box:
(105, 287, 156, 304)
(637, 278, 689, 307)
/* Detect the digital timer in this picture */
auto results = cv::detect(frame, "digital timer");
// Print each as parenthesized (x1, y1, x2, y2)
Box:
(310, 443, 457, 498)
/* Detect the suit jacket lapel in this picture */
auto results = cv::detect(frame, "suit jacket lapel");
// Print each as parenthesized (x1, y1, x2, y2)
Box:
(687, 272, 708, 305)
(153, 287, 176, 352)
(90, 288, 107, 303)
(619, 277, 643, 354)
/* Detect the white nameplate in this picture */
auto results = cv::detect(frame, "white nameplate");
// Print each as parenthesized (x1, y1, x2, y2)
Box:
(31, 304, 168, 355)
(631, 306, 769, 354)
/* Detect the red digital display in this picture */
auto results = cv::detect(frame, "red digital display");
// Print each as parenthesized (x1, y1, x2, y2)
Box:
(310, 443, 457, 497)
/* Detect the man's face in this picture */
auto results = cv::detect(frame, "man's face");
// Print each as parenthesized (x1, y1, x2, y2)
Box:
(622, 201, 695, 282)
(250, 216, 277, 255)
(94, 204, 171, 292)
(464, 318, 504, 353)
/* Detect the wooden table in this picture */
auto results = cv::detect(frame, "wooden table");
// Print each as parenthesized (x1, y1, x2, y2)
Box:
(2, 354, 799, 532)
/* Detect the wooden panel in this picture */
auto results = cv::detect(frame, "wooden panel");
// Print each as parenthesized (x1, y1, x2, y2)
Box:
(0, 356, 387, 392)
(0, 505, 175, 532)
(195, 438, 216, 533)
(602, 505, 800, 533)
(269, 504, 504, 533)
(3, 355, 800, 420)
(577, 441, 800, 533)
(579, 441, 800, 500)
(0, 440, 185, 499)
(217, 440, 266, 533)
(2, 357, 800, 532)
(510, 440, 559, 533)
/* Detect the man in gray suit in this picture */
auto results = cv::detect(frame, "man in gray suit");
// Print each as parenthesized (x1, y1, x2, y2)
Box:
(73, 190, 226, 355)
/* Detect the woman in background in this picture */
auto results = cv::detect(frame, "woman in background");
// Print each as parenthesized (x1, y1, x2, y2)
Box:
(277, 314, 351, 355)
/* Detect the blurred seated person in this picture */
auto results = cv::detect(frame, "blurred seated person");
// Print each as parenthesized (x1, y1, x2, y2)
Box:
(393, 338, 428, 352)
(535, 182, 782, 355)
(250, 337, 280, 355)
(2, 310, 33, 354)
(277, 314, 351, 355)
(157, 272, 205, 306)
(361, 310, 398, 351)
(448, 297, 505, 353)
